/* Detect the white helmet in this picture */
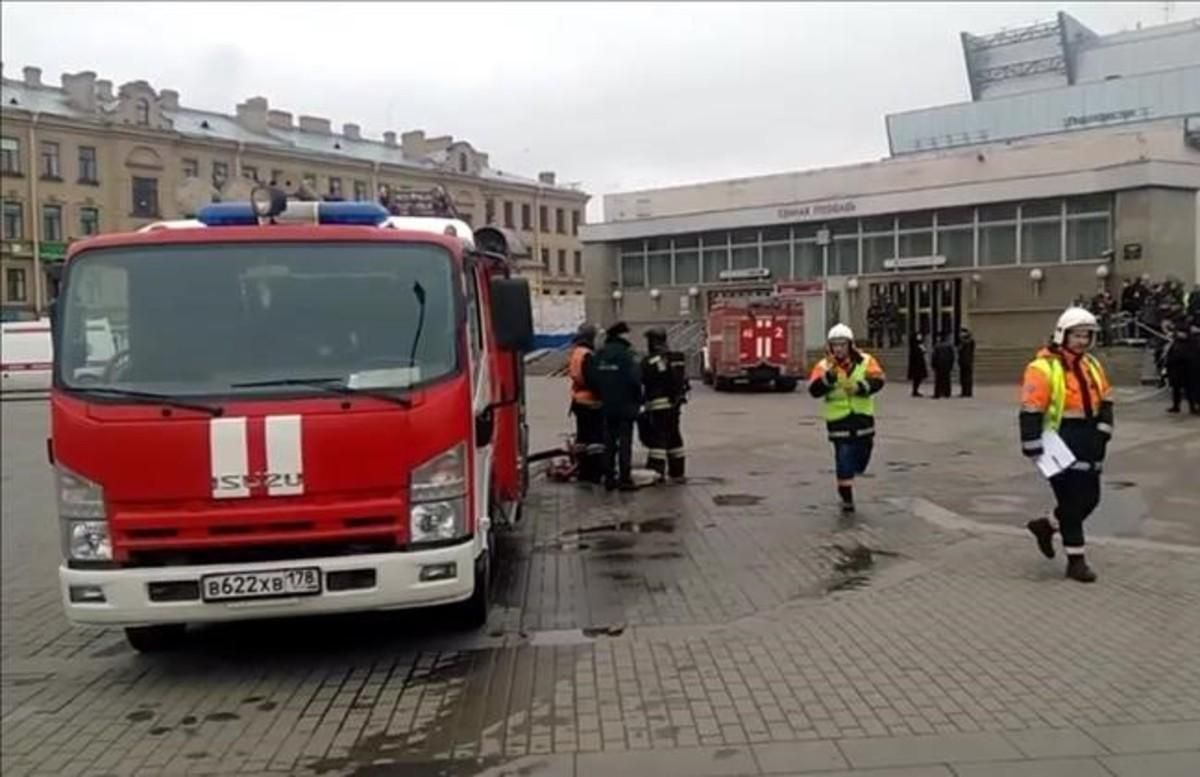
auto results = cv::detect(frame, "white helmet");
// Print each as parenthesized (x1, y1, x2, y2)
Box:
(827, 323, 855, 342)
(1052, 306, 1098, 346)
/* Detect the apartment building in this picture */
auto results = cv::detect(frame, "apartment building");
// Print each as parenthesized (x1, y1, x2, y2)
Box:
(0, 65, 589, 316)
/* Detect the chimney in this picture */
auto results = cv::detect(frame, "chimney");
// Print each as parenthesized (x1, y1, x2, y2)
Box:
(342, 123, 361, 140)
(538, 171, 557, 186)
(159, 89, 180, 110)
(267, 109, 293, 130)
(96, 79, 114, 101)
(236, 96, 269, 133)
(426, 135, 453, 153)
(23, 66, 42, 87)
(384, 131, 398, 148)
(400, 130, 424, 155)
(62, 71, 97, 112)
(298, 115, 331, 134)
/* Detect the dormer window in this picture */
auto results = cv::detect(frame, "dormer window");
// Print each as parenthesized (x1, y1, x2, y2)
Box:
(135, 98, 150, 126)
(458, 153, 468, 173)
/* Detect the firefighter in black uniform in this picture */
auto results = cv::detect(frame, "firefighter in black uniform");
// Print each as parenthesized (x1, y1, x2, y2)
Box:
(640, 328, 690, 482)
(589, 322, 642, 491)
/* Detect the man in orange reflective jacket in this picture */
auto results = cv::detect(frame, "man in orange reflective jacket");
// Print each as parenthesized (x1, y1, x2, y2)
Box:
(1020, 307, 1114, 583)
(567, 324, 604, 484)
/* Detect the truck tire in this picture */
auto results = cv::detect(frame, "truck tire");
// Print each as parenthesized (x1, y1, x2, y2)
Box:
(453, 552, 490, 630)
(774, 378, 798, 393)
(714, 377, 733, 392)
(701, 370, 713, 386)
(124, 624, 187, 653)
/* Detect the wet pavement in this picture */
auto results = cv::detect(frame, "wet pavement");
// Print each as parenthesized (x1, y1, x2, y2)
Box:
(2, 379, 1198, 776)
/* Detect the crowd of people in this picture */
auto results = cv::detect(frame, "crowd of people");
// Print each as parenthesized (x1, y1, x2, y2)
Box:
(905, 329, 976, 399)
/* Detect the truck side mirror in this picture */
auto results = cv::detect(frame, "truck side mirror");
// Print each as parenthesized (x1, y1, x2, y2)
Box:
(490, 277, 534, 352)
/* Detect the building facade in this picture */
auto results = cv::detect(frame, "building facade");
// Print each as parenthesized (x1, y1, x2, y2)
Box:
(0, 65, 589, 317)
(580, 13, 1200, 354)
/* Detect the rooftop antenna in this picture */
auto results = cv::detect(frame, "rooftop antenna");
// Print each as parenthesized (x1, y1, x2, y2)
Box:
(1163, 1, 1174, 23)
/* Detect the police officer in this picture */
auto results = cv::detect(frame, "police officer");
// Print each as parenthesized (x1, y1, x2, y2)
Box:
(808, 324, 886, 514)
(1020, 307, 1114, 583)
(641, 328, 690, 483)
(567, 323, 604, 483)
(589, 321, 642, 491)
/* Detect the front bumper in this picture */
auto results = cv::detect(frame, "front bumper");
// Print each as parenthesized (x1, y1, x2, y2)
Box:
(59, 541, 478, 627)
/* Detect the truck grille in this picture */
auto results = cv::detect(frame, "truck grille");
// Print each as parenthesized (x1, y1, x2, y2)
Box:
(127, 538, 401, 568)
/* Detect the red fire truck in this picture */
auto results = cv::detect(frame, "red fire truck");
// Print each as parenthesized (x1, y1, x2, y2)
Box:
(49, 188, 534, 651)
(702, 293, 807, 392)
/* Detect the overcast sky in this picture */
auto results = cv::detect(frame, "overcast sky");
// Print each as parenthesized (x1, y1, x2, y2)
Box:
(3, 1, 1197, 219)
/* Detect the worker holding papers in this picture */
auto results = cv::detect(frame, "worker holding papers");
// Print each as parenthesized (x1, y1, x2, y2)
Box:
(1018, 307, 1115, 583)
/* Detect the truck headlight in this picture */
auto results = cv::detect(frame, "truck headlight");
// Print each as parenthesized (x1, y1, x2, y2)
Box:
(66, 520, 112, 562)
(57, 468, 112, 561)
(409, 443, 468, 544)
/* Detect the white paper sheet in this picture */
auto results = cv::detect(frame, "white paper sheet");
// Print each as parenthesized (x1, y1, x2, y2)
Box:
(1035, 430, 1076, 478)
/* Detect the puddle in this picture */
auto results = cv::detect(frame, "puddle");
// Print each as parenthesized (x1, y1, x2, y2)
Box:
(569, 515, 677, 535)
(1107, 480, 1137, 490)
(526, 625, 626, 647)
(149, 726, 172, 736)
(205, 711, 240, 722)
(646, 551, 684, 560)
(683, 476, 727, 486)
(126, 710, 154, 723)
(713, 493, 764, 507)
(818, 542, 901, 595)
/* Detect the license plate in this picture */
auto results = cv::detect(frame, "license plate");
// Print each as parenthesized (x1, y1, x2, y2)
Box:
(201, 567, 322, 602)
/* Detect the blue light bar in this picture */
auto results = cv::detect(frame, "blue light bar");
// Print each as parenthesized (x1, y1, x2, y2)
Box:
(196, 203, 257, 226)
(317, 202, 390, 225)
(195, 201, 390, 227)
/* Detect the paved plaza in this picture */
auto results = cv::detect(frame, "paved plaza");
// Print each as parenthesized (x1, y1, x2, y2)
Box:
(2, 377, 1198, 776)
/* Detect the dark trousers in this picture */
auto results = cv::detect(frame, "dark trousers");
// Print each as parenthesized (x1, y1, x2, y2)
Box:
(867, 326, 883, 349)
(644, 407, 685, 479)
(960, 367, 974, 397)
(833, 437, 874, 482)
(1168, 366, 1186, 410)
(603, 416, 634, 486)
(933, 370, 952, 398)
(572, 403, 605, 482)
(911, 377, 924, 396)
(1049, 469, 1101, 553)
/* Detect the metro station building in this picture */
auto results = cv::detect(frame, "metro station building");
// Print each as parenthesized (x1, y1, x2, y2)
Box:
(580, 13, 1200, 352)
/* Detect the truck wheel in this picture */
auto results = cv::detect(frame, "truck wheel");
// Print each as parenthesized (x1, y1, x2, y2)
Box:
(124, 624, 187, 653)
(775, 378, 798, 393)
(454, 552, 490, 630)
(714, 377, 732, 392)
(701, 370, 713, 386)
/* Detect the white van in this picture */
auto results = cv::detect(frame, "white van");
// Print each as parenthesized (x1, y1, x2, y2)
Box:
(1, 319, 53, 394)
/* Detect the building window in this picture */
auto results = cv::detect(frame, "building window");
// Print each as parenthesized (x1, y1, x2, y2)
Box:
(555, 208, 565, 234)
(135, 98, 150, 126)
(830, 218, 861, 276)
(354, 180, 368, 201)
(521, 203, 532, 231)
(978, 203, 1018, 267)
(2, 201, 23, 240)
(541, 248, 550, 270)
(80, 207, 100, 236)
(572, 210, 581, 236)
(329, 177, 343, 198)
(539, 205, 549, 234)
(242, 165, 259, 182)
(621, 253, 646, 288)
(573, 250, 582, 277)
(936, 207, 974, 268)
(182, 158, 199, 178)
(1065, 194, 1112, 262)
(132, 177, 159, 217)
(6, 268, 27, 303)
(763, 243, 790, 281)
(42, 204, 63, 242)
(648, 252, 671, 286)
(212, 161, 229, 189)
(40, 142, 61, 180)
(0, 137, 21, 175)
(78, 146, 99, 184)
(557, 249, 567, 275)
(485, 198, 496, 225)
(458, 153, 468, 173)
(503, 201, 514, 228)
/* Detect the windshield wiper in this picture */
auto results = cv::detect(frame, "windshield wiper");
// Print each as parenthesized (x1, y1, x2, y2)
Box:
(230, 377, 413, 408)
(69, 386, 224, 417)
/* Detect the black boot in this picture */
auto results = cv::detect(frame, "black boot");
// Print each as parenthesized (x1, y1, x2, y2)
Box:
(838, 485, 855, 514)
(1026, 517, 1056, 559)
(1065, 555, 1097, 583)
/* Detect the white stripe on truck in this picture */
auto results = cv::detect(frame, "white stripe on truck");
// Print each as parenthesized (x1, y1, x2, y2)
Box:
(265, 415, 304, 496)
(210, 417, 249, 499)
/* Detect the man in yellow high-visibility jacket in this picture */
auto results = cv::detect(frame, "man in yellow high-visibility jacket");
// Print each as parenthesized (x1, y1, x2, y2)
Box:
(808, 324, 886, 514)
(1020, 306, 1114, 583)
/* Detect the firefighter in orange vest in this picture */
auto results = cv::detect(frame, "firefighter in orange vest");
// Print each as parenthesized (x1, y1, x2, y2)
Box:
(1020, 307, 1114, 583)
(568, 323, 605, 484)
(808, 324, 886, 514)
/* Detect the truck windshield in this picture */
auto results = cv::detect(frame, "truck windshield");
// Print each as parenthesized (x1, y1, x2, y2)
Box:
(56, 241, 459, 398)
